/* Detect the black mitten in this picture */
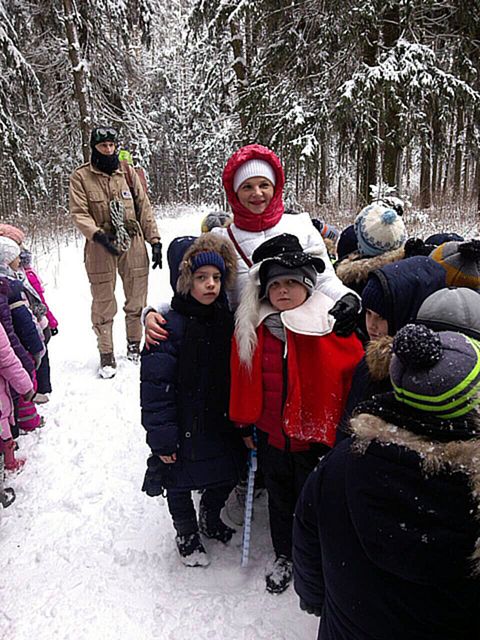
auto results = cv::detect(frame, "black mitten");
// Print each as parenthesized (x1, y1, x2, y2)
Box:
(152, 242, 163, 269)
(329, 293, 361, 337)
(93, 230, 120, 256)
(300, 598, 322, 617)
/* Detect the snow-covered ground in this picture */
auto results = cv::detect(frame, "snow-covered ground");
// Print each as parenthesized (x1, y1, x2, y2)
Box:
(0, 210, 318, 640)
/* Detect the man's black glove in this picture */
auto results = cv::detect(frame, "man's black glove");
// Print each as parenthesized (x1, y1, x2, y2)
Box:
(329, 293, 361, 337)
(151, 242, 163, 269)
(93, 230, 120, 256)
(300, 598, 322, 617)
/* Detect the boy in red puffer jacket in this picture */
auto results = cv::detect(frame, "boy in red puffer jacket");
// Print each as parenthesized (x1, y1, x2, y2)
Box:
(230, 234, 363, 595)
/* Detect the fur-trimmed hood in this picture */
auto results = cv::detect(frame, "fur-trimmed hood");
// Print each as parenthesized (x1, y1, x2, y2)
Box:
(234, 269, 336, 365)
(365, 335, 393, 382)
(335, 247, 405, 288)
(176, 233, 237, 296)
(350, 412, 480, 575)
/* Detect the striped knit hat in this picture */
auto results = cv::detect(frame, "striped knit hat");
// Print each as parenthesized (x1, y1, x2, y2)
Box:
(429, 239, 480, 290)
(390, 324, 480, 420)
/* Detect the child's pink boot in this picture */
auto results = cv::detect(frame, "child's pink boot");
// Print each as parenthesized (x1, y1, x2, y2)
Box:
(0, 438, 25, 472)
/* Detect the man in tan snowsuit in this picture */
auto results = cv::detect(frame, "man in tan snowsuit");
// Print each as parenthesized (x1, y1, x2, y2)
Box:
(69, 126, 162, 378)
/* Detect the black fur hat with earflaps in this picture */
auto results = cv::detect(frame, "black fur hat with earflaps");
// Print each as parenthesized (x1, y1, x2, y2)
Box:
(176, 233, 237, 296)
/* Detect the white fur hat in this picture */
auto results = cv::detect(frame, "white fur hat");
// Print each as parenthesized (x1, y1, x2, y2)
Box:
(233, 159, 276, 192)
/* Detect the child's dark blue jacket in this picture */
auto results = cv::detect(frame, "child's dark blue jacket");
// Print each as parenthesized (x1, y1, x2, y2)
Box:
(293, 395, 480, 640)
(5, 278, 44, 356)
(140, 293, 243, 494)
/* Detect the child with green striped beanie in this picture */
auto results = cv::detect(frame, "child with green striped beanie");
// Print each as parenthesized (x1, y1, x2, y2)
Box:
(390, 323, 480, 434)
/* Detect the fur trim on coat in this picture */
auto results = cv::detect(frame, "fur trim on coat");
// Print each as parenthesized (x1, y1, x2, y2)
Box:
(365, 335, 393, 382)
(234, 273, 336, 367)
(176, 233, 237, 296)
(336, 247, 405, 288)
(350, 412, 480, 574)
(235, 241, 335, 367)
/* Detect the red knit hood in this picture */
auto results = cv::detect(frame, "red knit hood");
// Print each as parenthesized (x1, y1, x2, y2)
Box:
(222, 144, 285, 232)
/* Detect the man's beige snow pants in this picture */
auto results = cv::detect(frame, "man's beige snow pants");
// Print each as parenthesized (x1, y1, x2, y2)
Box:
(84, 235, 149, 354)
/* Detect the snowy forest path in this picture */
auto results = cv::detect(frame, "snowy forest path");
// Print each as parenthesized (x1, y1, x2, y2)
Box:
(0, 212, 317, 640)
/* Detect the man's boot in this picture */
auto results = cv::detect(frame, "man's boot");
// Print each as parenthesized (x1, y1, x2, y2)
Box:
(126, 341, 141, 364)
(99, 352, 117, 379)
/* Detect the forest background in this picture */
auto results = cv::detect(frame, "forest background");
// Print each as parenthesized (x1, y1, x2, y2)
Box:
(1, 0, 479, 237)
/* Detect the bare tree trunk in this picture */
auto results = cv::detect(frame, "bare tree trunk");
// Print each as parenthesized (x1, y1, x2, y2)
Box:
(319, 135, 328, 204)
(229, 20, 248, 142)
(62, 0, 91, 162)
(442, 120, 454, 198)
(337, 143, 343, 208)
(381, 5, 401, 189)
(474, 158, 480, 212)
(431, 102, 443, 201)
(357, 23, 378, 205)
(420, 127, 432, 209)
(453, 105, 464, 197)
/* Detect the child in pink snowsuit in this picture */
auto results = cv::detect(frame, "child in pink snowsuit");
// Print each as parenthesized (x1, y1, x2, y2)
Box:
(0, 321, 34, 471)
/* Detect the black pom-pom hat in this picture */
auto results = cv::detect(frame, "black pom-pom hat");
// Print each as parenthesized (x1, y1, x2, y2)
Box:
(250, 233, 325, 299)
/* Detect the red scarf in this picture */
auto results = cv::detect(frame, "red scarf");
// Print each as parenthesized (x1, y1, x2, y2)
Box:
(222, 144, 285, 232)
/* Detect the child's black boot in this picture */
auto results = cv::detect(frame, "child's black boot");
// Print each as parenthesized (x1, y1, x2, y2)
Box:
(175, 532, 210, 567)
(265, 555, 293, 594)
(199, 505, 236, 543)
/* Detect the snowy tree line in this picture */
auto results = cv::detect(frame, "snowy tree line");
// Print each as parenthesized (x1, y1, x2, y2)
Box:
(0, 0, 479, 228)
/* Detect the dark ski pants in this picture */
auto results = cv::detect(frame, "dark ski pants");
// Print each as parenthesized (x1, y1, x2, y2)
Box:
(166, 484, 234, 536)
(257, 429, 328, 559)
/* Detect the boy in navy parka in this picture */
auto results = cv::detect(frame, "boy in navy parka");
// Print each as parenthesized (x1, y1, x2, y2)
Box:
(140, 234, 243, 567)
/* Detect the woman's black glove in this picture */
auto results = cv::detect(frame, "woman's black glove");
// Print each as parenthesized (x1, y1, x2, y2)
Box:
(151, 242, 163, 269)
(93, 230, 120, 256)
(329, 293, 361, 337)
(300, 598, 322, 617)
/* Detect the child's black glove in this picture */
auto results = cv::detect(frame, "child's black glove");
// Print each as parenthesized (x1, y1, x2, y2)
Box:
(151, 242, 163, 269)
(300, 598, 322, 617)
(51, 328, 59, 336)
(93, 230, 120, 256)
(329, 293, 361, 337)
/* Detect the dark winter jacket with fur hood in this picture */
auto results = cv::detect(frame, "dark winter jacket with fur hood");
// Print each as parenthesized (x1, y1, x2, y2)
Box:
(335, 246, 405, 296)
(293, 396, 480, 640)
(140, 234, 243, 494)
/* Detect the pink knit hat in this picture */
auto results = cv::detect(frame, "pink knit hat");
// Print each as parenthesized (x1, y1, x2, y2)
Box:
(0, 223, 25, 245)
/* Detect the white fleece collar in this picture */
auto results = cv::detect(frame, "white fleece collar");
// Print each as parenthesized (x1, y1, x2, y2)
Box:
(256, 291, 336, 336)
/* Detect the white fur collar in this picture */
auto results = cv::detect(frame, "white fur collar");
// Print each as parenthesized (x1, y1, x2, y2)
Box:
(235, 278, 336, 367)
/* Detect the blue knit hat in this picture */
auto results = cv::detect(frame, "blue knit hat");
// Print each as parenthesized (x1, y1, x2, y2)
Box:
(361, 276, 387, 320)
(355, 204, 407, 257)
(190, 251, 226, 275)
(337, 225, 358, 260)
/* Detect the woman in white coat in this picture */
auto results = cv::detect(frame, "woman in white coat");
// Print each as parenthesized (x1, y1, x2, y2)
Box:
(145, 144, 359, 344)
